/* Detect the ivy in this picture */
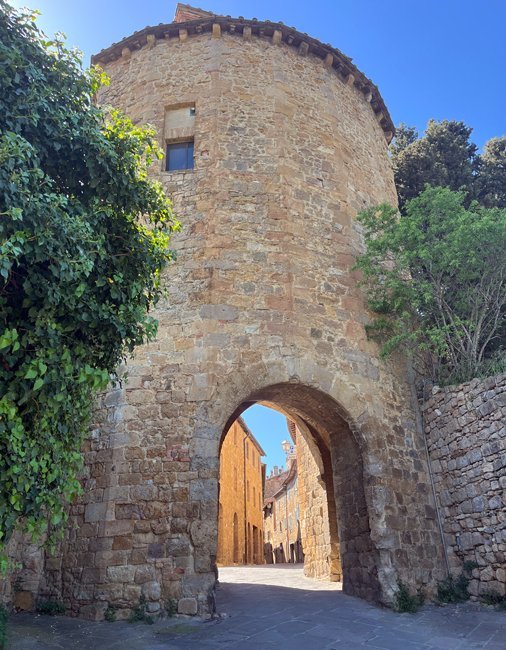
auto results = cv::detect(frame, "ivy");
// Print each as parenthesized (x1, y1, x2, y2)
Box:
(0, 2, 179, 560)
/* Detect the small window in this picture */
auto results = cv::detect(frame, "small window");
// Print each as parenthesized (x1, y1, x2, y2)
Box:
(166, 140, 194, 171)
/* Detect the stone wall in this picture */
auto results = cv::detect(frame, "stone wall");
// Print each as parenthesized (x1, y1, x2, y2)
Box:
(296, 424, 341, 581)
(0, 532, 45, 611)
(423, 374, 506, 597)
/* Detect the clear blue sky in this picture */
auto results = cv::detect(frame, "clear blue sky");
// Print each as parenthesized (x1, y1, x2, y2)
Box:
(7, 1, 505, 467)
(242, 405, 293, 473)
(8, 0, 506, 148)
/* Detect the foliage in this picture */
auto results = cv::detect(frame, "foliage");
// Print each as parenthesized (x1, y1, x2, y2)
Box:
(390, 120, 506, 212)
(0, 605, 7, 650)
(104, 605, 118, 622)
(36, 599, 65, 615)
(393, 581, 425, 613)
(480, 589, 506, 607)
(128, 595, 154, 624)
(166, 598, 178, 617)
(0, 2, 178, 559)
(436, 573, 470, 604)
(462, 560, 479, 573)
(355, 187, 506, 383)
(391, 121, 478, 211)
(477, 137, 506, 208)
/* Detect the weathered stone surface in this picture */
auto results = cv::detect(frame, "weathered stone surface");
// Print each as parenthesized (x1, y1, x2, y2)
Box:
(177, 597, 198, 615)
(13, 591, 34, 611)
(424, 373, 506, 597)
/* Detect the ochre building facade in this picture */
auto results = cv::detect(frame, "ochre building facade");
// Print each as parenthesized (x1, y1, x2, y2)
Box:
(3, 4, 449, 618)
(264, 456, 303, 565)
(217, 418, 265, 566)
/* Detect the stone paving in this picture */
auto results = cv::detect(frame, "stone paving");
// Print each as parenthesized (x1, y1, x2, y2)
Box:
(6, 565, 506, 649)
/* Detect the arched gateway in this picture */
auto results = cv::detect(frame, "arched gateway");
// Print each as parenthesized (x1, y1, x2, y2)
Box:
(43, 5, 446, 619)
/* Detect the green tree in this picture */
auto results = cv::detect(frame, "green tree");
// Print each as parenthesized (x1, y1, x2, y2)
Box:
(477, 136, 506, 208)
(391, 120, 478, 211)
(0, 2, 179, 562)
(355, 187, 506, 383)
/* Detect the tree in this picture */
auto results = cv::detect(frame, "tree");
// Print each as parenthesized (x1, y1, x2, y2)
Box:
(0, 2, 179, 562)
(390, 120, 478, 211)
(355, 187, 506, 384)
(477, 136, 506, 208)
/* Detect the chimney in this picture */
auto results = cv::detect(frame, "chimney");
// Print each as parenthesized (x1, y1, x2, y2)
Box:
(174, 3, 214, 23)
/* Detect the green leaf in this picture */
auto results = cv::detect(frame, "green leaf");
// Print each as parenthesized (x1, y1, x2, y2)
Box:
(33, 378, 44, 391)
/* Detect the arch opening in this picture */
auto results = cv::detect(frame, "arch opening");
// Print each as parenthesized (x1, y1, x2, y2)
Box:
(216, 382, 381, 602)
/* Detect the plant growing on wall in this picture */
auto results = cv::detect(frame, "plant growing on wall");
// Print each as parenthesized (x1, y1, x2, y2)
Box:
(355, 186, 506, 383)
(0, 2, 179, 566)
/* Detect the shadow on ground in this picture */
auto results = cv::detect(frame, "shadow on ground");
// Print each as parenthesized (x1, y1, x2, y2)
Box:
(6, 567, 506, 649)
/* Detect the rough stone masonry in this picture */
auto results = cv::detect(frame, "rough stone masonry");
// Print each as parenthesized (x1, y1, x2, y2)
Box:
(423, 374, 506, 598)
(3, 6, 451, 619)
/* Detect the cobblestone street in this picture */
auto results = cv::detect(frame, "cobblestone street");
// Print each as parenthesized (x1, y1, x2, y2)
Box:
(7, 565, 506, 649)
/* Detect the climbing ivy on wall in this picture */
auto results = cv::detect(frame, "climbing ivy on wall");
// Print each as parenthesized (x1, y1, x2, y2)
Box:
(0, 2, 179, 565)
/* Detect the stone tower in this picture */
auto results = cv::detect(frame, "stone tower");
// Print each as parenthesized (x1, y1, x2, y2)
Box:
(43, 5, 446, 618)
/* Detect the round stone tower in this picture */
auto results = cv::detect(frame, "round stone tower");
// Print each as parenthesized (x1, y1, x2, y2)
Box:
(47, 5, 446, 619)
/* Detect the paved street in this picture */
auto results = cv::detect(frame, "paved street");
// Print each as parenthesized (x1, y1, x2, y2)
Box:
(7, 565, 506, 649)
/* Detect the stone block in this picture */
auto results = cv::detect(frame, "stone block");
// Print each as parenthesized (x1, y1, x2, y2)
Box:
(84, 502, 110, 523)
(141, 581, 161, 601)
(178, 597, 198, 615)
(80, 602, 108, 621)
(106, 565, 135, 582)
(14, 590, 34, 611)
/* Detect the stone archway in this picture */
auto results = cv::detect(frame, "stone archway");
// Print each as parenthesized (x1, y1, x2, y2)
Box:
(220, 382, 381, 602)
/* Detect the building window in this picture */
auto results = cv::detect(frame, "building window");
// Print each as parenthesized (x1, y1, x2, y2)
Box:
(165, 140, 194, 171)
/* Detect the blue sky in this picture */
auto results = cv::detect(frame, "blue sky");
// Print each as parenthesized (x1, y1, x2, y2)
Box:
(242, 405, 293, 473)
(9, 0, 506, 148)
(8, 0, 505, 468)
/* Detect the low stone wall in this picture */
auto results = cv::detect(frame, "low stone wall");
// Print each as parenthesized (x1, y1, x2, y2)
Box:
(423, 373, 506, 597)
